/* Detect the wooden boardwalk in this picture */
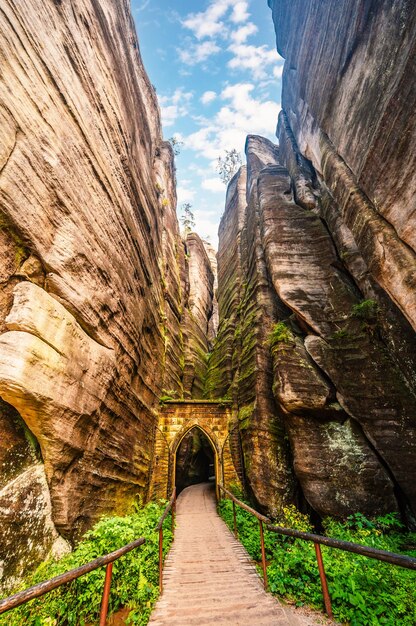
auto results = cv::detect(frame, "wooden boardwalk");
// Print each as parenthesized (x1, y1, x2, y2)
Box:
(149, 483, 323, 626)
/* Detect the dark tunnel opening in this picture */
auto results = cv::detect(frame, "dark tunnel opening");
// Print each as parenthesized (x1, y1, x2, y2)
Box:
(175, 427, 216, 495)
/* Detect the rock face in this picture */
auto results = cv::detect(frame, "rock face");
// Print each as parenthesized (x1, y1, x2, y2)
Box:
(207, 159, 295, 515)
(211, 0, 416, 523)
(268, 0, 416, 330)
(182, 233, 215, 398)
(212, 131, 416, 521)
(0, 0, 215, 588)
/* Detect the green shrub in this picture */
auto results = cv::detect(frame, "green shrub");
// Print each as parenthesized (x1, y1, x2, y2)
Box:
(351, 299, 378, 321)
(269, 322, 292, 348)
(218, 500, 416, 625)
(0, 501, 173, 626)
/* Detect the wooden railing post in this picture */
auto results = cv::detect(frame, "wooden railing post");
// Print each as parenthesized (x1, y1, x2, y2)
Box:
(314, 543, 333, 618)
(159, 528, 164, 593)
(99, 562, 113, 626)
(232, 500, 238, 538)
(171, 489, 176, 535)
(259, 520, 268, 591)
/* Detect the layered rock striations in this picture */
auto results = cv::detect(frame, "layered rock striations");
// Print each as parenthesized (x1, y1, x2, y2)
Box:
(268, 0, 416, 330)
(0, 0, 215, 589)
(211, 0, 416, 522)
(212, 131, 416, 522)
(181, 233, 215, 398)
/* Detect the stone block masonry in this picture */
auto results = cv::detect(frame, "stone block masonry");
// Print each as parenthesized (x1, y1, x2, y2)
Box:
(150, 401, 242, 500)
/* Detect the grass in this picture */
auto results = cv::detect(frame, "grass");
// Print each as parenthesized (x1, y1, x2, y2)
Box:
(0, 501, 173, 626)
(219, 499, 416, 626)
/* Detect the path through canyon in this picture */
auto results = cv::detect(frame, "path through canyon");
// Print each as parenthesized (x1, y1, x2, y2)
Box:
(148, 483, 324, 626)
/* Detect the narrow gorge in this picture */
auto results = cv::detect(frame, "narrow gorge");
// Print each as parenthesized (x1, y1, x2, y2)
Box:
(0, 0, 415, 600)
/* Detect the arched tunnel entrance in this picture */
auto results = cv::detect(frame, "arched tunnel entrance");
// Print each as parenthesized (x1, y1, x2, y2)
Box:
(174, 426, 217, 495)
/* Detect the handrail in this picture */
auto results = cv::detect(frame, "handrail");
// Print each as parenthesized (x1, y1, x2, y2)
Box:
(219, 484, 416, 619)
(220, 486, 270, 523)
(156, 488, 176, 593)
(156, 488, 177, 532)
(266, 523, 416, 569)
(0, 537, 146, 623)
(0, 489, 177, 622)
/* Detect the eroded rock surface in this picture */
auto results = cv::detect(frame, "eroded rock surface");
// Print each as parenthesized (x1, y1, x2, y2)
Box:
(0, 465, 70, 594)
(210, 130, 416, 521)
(268, 0, 416, 329)
(0, 0, 215, 588)
(182, 233, 215, 398)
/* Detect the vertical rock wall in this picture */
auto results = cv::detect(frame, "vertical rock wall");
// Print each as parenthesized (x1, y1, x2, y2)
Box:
(211, 0, 416, 522)
(0, 0, 215, 589)
(182, 233, 215, 398)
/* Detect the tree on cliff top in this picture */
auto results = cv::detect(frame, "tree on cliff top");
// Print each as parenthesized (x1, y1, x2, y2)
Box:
(180, 203, 195, 235)
(217, 149, 242, 185)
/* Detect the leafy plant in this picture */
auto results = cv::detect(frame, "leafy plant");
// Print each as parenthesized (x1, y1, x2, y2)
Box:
(330, 328, 353, 341)
(269, 322, 292, 348)
(180, 203, 195, 235)
(351, 299, 378, 321)
(168, 136, 184, 156)
(0, 501, 173, 626)
(218, 500, 416, 625)
(216, 149, 242, 185)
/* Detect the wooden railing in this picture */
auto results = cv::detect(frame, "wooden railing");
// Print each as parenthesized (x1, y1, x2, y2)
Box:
(218, 484, 416, 619)
(0, 489, 177, 623)
(156, 488, 176, 592)
(0, 538, 146, 624)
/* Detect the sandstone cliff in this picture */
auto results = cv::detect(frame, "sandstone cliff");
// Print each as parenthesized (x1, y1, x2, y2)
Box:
(0, 0, 214, 590)
(209, 0, 416, 523)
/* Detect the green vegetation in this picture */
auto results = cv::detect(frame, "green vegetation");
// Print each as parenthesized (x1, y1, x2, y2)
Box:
(168, 136, 184, 156)
(216, 148, 242, 185)
(238, 403, 255, 431)
(159, 389, 178, 404)
(269, 322, 293, 348)
(330, 328, 352, 341)
(0, 501, 173, 626)
(219, 500, 416, 626)
(180, 203, 195, 235)
(351, 299, 378, 321)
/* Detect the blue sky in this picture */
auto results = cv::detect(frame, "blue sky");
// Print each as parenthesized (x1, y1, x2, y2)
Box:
(132, 0, 283, 245)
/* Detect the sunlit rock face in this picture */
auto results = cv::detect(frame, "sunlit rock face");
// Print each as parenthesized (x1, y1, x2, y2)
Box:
(212, 132, 416, 519)
(182, 233, 215, 398)
(268, 0, 416, 331)
(0, 0, 194, 585)
(261, 0, 416, 520)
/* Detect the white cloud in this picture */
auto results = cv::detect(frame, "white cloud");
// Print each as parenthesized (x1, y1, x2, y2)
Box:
(182, 0, 231, 40)
(194, 209, 221, 246)
(181, 0, 250, 41)
(273, 65, 284, 79)
(202, 177, 226, 193)
(228, 43, 278, 79)
(230, 22, 258, 44)
(201, 90, 217, 105)
(185, 81, 280, 161)
(178, 40, 221, 65)
(230, 1, 250, 23)
(158, 88, 193, 127)
(177, 185, 196, 204)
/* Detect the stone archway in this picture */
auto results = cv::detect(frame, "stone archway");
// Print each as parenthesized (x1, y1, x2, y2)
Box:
(149, 400, 242, 500)
(173, 424, 218, 497)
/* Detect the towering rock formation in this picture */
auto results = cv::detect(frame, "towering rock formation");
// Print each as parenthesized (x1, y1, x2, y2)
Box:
(210, 0, 416, 522)
(181, 233, 215, 398)
(0, 0, 215, 590)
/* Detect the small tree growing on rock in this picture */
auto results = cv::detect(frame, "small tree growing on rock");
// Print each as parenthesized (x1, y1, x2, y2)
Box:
(168, 136, 184, 156)
(180, 203, 195, 235)
(217, 149, 242, 185)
